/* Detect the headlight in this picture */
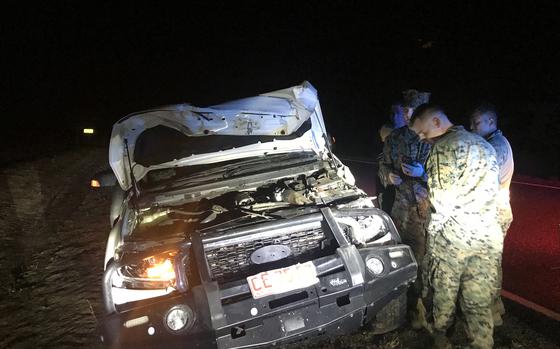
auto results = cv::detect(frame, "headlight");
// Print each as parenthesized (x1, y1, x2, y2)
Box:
(365, 256, 384, 276)
(114, 251, 177, 289)
(337, 215, 388, 245)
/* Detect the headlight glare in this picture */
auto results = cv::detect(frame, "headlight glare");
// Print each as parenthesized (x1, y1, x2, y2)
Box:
(145, 258, 175, 280)
(115, 251, 177, 289)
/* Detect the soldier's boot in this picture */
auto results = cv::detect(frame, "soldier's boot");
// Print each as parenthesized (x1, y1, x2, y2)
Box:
(410, 298, 429, 330)
(431, 330, 452, 349)
(491, 297, 505, 326)
(410, 311, 423, 330)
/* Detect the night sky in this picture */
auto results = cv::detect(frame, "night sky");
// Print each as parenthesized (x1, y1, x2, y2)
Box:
(2, 2, 559, 175)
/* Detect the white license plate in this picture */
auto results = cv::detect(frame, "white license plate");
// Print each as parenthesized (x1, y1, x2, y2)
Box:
(247, 261, 319, 299)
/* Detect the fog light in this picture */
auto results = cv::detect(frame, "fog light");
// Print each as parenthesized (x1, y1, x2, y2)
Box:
(366, 257, 384, 276)
(165, 305, 194, 332)
(123, 316, 149, 328)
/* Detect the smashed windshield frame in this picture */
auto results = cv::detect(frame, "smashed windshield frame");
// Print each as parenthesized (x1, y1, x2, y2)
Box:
(138, 151, 321, 192)
(133, 118, 312, 167)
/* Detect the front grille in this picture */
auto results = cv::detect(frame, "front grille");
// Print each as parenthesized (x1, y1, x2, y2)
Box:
(205, 227, 325, 283)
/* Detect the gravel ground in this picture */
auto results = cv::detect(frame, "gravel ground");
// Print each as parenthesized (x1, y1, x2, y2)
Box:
(0, 148, 108, 348)
(0, 147, 558, 348)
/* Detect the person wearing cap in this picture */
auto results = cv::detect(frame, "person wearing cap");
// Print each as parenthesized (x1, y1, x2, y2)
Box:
(377, 89, 431, 328)
(470, 103, 514, 326)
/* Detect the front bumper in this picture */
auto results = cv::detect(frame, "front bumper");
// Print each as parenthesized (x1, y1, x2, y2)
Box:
(100, 244, 416, 349)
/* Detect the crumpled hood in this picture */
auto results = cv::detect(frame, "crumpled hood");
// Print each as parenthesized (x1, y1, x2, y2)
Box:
(109, 81, 329, 190)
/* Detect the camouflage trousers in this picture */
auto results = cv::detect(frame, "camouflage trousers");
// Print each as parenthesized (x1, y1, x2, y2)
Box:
(492, 205, 512, 326)
(498, 205, 513, 236)
(423, 232, 501, 349)
(492, 263, 506, 326)
(390, 196, 429, 313)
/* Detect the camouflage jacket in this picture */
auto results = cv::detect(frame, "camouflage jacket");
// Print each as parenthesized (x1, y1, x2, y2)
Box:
(426, 126, 502, 250)
(378, 126, 431, 203)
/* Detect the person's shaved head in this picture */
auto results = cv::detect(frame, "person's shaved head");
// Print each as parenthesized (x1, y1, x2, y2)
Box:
(470, 103, 498, 137)
(409, 104, 453, 141)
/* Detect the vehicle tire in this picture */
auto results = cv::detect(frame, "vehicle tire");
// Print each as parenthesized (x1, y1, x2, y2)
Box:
(371, 290, 407, 334)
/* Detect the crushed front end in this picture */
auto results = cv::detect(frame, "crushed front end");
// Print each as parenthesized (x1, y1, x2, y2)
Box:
(99, 82, 417, 348)
(101, 206, 416, 348)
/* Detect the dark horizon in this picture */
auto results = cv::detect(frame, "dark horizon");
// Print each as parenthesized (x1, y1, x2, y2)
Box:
(2, 2, 559, 176)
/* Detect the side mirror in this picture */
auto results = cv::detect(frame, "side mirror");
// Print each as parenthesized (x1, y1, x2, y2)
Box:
(91, 168, 117, 188)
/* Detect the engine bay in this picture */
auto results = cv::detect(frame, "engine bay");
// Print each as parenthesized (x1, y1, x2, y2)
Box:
(129, 162, 366, 242)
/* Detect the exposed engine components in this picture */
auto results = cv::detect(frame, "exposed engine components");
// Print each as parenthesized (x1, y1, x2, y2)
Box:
(200, 205, 228, 224)
(336, 215, 387, 245)
(235, 192, 255, 206)
(133, 168, 363, 238)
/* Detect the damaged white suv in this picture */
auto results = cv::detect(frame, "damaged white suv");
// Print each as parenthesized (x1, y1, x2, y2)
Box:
(97, 82, 417, 348)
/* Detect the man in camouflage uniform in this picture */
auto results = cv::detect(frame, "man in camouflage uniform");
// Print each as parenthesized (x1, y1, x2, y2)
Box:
(410, 104, 502, 349)
(470, 103, 514, 326)
(378, 103, 408, 143)
(378, 89, 431, 327)
(376, 103, 408, 213)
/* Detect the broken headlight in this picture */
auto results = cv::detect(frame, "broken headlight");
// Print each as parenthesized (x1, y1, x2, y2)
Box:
(336, 215, 389, 245)
(114, 251, 177, 289)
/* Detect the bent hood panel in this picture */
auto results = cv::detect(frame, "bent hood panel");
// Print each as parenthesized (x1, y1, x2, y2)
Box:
(109, 81, 328, 190)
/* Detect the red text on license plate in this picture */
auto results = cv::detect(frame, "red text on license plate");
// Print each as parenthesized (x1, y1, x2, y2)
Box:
(247, 261, 319, 299)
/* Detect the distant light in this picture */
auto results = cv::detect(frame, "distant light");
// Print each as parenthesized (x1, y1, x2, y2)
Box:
(83, 128, 95, 134)
(421, 41, 434, 49)
(90, 179, 101, 188)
